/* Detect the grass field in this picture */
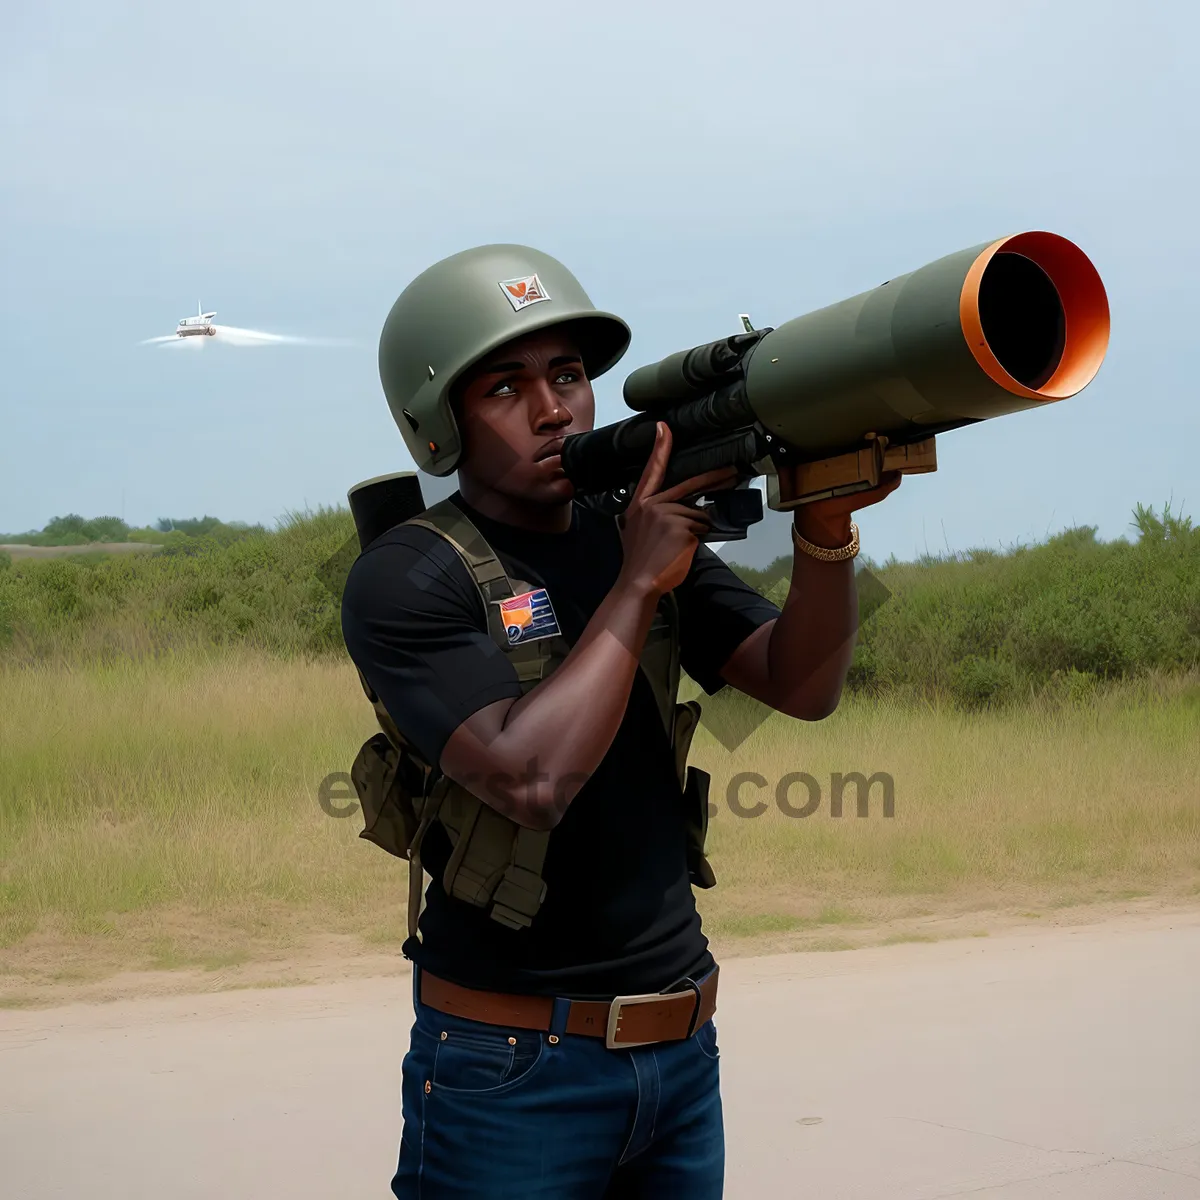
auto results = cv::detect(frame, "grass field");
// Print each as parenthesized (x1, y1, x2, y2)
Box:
(1, 650, 1198, 998)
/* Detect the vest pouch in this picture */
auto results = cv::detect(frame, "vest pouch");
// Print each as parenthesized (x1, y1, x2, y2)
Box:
(435, 781, 550, 930)
(350, 732, 422, 860)
(683, 765, 717, 889)
(673, 699, 716, 889)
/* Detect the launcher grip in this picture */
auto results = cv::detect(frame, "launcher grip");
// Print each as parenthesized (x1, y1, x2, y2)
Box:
(767, 436, 938, 510)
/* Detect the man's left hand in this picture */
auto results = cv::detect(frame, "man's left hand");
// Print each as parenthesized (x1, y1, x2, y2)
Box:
(792, 471, 903, 550)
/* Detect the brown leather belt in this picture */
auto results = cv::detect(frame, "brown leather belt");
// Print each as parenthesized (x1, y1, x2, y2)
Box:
(418, 966, 718, 1050)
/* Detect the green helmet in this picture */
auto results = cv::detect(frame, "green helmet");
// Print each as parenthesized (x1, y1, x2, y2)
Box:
(379, 244, 631, 475)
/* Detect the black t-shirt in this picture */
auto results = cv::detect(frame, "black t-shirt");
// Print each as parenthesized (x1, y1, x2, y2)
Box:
(340, 492, 779, 999)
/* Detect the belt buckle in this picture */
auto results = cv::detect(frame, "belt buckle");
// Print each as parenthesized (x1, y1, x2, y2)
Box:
(605, 983, 701, 1050)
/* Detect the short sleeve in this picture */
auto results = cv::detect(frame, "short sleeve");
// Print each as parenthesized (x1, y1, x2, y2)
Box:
(340, 527, 525, 768)
(675, 545, 781, 694)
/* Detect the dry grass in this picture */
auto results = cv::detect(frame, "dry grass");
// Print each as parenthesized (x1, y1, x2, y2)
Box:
(687, 673, 1200, 941)
(1, 651, 1197, 993)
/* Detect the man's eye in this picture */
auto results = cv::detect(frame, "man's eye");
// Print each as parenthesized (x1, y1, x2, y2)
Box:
(555, 371, 580, 385)
(488, 381, 517, 397)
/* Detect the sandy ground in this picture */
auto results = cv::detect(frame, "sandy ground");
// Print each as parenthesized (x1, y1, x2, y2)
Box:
(1, 907, 1198, 1199)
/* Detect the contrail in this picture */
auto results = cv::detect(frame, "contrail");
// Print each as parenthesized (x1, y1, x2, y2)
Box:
(139, 327, 353, 348)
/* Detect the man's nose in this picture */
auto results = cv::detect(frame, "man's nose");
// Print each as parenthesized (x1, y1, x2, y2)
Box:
(530, 381, 571, 430)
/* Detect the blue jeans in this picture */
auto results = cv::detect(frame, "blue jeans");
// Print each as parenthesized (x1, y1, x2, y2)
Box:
(391, 971, 724, 1198)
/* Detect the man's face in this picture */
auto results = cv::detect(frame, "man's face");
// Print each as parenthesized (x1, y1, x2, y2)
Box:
(453, 328, 594, 506)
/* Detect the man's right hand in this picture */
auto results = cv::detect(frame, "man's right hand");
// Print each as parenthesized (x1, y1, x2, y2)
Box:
(617, 422, 739, 598)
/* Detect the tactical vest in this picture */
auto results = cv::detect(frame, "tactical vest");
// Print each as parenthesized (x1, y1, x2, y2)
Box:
(348, 498, 716, 941)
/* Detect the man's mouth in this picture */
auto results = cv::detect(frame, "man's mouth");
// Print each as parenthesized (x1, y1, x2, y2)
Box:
(533, 437, 567, 463)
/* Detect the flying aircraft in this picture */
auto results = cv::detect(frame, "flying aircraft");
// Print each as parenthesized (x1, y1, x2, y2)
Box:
(174, 304, 218, 338)
(140, 303, 332, 347)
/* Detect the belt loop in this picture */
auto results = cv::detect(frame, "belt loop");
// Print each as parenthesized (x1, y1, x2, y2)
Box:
(678, 977, 703, 1038)
(550, 996, 571, 1039)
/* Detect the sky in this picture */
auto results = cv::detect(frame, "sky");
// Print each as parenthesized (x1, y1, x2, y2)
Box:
(2, 0, 1196, 568)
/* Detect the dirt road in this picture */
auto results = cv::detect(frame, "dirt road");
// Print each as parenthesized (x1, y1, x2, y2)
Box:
(2, 909, 1198, 1198)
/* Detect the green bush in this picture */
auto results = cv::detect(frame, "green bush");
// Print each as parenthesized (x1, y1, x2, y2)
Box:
(854, 506, 1196, 705)
(0, 505, 354, 662)
(1, 501, 1197, 709)
(948, 655, 1019, 709)
(1, 513, 131, 546)
(1, 512, 266, 548)
(728, 503, 1199, 708)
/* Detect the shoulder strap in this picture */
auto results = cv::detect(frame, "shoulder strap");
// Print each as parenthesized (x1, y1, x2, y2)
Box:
(405, 497, 512, 605)
(358, 498, 685, 745)
(409, 498, 683, 740)
(406, 498, 571, 685)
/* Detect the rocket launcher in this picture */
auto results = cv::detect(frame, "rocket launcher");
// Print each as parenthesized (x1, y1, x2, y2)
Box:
(559, 232, 1110, 541)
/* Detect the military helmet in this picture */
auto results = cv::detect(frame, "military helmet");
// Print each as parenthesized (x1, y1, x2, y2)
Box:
(379, 244, 631, 475)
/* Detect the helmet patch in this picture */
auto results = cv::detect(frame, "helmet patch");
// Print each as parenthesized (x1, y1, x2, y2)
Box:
(498, 274, 552, 312)
(497, 587, 560, 645)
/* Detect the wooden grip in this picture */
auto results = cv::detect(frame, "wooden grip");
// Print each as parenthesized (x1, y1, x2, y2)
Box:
(766, 436, 937, 510)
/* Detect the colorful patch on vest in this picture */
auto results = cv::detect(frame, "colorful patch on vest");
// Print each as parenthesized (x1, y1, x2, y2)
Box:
(498, 273, 551, 311)
(497, 588, 560, 645)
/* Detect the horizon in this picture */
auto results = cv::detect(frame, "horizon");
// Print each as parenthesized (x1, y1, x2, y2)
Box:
(4, 492, 1187, 575)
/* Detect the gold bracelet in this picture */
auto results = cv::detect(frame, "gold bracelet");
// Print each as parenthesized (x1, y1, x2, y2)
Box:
(791, 521, 860, 562)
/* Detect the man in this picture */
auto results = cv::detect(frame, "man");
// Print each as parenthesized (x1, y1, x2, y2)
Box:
(341, 244, 899, 1198)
